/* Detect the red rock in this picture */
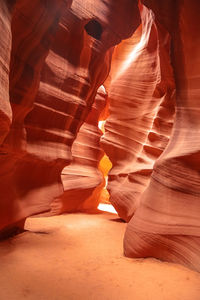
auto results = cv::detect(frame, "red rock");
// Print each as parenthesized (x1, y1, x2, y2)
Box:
(0, 0, 140, 234)
(101, 5, 175, 221)
(51, 86, 107, 214)
(0, 0, 68, 235)
(124, 0, 200, 272)
(0, 1, 12, 145)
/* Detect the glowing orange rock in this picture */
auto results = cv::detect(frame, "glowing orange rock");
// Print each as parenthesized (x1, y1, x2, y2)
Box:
(124, 0, 200, 272)
(51, 86, 107, 214)
(101, 4, 175, 221)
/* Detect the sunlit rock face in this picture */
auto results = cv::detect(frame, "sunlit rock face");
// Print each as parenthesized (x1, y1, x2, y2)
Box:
(101, 4, 175, 221)
(51, 86, 107, 214)
(0, 0, 140, 234)
(0, 0, 69, 234)
(124, 0, 200, 272)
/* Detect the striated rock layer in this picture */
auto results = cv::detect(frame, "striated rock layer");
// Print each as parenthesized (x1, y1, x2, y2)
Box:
(0, 0, 140, 234)
(51, 86, 107, 214)
(0, 1, 12, 145)
(124, 0, 200, 272)
(0, 0, 70, 234)
(101, 4, 175, 221)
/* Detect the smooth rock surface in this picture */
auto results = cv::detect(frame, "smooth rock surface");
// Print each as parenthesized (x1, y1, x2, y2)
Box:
(0, 0, 140, 233)
(124, 0, 200, 272)
(0, 1, 12, 145)
(52, 86, 107, 214)
(101, 5, 175, 221)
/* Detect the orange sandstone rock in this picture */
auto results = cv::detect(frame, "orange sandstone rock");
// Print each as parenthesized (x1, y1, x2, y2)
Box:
(0, 0, 69, 235)
(101, 5, 175, 221)
(124, 0, 200, 272)
(0, 1, 12, 145)
(51, 86, 107, 214)
(0, 0, 140, 234)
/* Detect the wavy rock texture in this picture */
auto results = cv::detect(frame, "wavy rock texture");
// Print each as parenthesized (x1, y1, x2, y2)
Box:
(51, 86, 107, 214)
(0, 1, 12, 145)
(0, 0, 69, 234)
(124, 0, 200, 272)
(0, 0, 140, 234)
(101, 5, 175, 221)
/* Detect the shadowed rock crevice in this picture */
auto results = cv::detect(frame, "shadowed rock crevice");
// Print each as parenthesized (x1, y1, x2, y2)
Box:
(84, 19, 103, 40)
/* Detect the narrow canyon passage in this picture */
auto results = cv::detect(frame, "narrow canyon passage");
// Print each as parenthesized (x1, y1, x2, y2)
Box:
(1, 0, 200, 298)
(0, 210, 200, 300)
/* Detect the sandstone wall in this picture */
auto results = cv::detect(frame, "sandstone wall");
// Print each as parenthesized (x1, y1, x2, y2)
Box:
(52, 86, 107, 214)
(101, 5, 175, 221)
(0, 0, 140, 235)
(124, 0, 200, 272)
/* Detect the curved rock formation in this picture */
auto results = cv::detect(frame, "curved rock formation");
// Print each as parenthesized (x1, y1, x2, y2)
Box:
(0, 0, 140, 234)
(101, 4, 175, 221)
(0, 1, 12, 145)
(1, 0, 198, 275)
(124, 0, 200, 272)
(0, 0, 69, 234)
(51, 86, 107, 214)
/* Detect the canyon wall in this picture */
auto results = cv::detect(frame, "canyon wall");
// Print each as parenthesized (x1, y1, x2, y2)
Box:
(0, 1, 12, 146)
(0, 0, 70, 234)
(124, 0, 200, 272)
(101, 5, 175, 221)
(51, 85, 107, 214)
(0, 0, 140, 235)
(0, 0, 200, 273)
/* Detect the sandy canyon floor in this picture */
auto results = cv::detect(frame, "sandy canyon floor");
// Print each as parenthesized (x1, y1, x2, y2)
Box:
(0, 208, 200, 300)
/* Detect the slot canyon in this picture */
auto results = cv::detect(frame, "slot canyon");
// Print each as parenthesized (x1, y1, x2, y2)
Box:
(0, 0, 200, 299)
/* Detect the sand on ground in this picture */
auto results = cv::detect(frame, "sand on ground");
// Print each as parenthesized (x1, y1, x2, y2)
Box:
(0, 210, 200, 300)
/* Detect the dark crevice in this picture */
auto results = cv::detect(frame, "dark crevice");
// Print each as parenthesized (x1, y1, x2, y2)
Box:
(84, 19, 103, 40)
